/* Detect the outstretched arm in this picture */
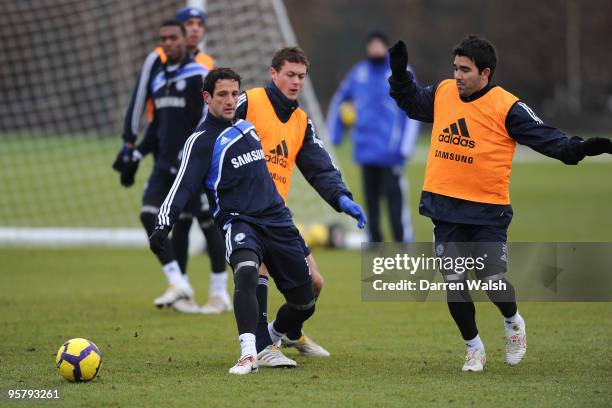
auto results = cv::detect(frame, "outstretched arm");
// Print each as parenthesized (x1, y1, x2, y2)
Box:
(296, 119, 352, 212)
(506, 101, 612, 164)
(295, 119, 367, 228)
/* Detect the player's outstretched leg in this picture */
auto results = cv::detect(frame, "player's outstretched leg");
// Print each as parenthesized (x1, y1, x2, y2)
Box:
(228, 249, 259, 375)
(281, 255, 330, 357)
(447, 288, 486, 372)
(254, 270, 296, 368)
(485, 277, 526, 366)
(140, 208, 195, 309)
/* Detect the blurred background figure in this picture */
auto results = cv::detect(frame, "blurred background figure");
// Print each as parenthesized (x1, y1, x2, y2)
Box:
(327, 31, 420, 242)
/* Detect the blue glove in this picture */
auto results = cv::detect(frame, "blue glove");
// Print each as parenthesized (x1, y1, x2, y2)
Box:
(338, 195, 367, 229)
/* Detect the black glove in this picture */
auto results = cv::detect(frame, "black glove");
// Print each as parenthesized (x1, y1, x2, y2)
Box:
(112, 144, 133, 172)
(577, 137, 612, 157)
(389, 40, 409, 79)
(120, 150, 142, 187)
(149, 225, 170, 256)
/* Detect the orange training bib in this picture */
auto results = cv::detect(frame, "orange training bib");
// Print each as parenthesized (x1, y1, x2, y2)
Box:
(245, 88, 308, 200)
(423, 79, 518, 204)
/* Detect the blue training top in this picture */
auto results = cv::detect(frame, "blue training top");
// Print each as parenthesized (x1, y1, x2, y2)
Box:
(157, 113, 292, 231)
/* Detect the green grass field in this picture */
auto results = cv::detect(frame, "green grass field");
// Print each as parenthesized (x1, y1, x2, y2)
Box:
(1, 249, 610, 407)
(1, 136, 611, 406)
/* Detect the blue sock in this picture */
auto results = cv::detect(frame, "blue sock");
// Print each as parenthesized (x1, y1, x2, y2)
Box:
(255, 276, 273, 353)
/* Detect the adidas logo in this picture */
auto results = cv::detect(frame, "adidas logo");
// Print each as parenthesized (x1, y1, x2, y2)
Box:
(265, 140, 289, 168)
(438, 118, 475, 149)
(220, 136, 231, 145)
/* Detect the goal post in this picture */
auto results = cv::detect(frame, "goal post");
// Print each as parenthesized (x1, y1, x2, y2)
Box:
(0, 0, 354, 248)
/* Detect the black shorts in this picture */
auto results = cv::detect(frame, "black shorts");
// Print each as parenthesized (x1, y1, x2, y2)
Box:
(432, 219, 508, 282)
(225, 220, 312, 291)
(142, 168, 199, 215)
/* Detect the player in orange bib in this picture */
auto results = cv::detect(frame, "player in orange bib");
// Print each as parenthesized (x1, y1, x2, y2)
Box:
(235, 47, 367, 367)
(388, 35, 612, 372)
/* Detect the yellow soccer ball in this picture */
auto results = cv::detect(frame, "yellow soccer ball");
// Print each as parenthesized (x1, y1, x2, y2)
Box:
(305, 223, 329, 248)
(55, 338, 102, 382)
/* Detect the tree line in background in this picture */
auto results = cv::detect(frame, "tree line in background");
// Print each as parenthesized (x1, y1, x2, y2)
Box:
(287, 0, 612, 132)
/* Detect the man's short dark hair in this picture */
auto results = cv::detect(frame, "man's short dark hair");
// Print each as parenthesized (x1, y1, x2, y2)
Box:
(366, 30, 389, 46)
(270, 46, 310, 72)
(160, 19, 186, 36)
(453, 35, 497, 81)
(203, 68, 242, 96)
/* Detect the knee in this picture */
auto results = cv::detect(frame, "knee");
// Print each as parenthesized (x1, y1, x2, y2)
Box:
(483, 274, 514, 301)
(139, 207, 157, 230)
(284, 283, 316, 319)
(230, 250, 260, 292)
(288, 298, 316, 321)
(311, 270, 324, 297)
(173, 214, 193, 235)
(446, 287, 471, 303)
(306, 255, 324, 296)
(197, 210, 214, 229)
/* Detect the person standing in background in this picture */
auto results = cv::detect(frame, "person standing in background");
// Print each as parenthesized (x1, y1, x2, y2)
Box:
(327, 31, 420, 243)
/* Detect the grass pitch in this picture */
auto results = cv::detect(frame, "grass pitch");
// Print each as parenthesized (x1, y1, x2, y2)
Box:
(1, 136, 611, 406)
(1, 248, 611, 407)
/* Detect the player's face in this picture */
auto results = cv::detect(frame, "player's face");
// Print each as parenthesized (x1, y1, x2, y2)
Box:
(184, 17, 205, 50)
(453, 55, 490, 97)
(205, 79, 240, 121)
(269, 61, 307, 101)
(366, 38, 387, 59)
(159, 26, 186, 64)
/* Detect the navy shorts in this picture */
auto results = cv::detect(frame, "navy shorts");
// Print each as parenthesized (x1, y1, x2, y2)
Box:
(142, 168, 199, 214)
(432, 219, 508, 282)
(225, 220, 312, 291)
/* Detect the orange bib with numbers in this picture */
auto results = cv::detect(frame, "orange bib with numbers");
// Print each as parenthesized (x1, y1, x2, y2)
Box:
(245, 87, 308, 200)
(423, 79, 519, 205)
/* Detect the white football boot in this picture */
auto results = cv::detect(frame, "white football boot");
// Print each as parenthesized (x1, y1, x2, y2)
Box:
(200, 295, 233, 315)
(281, 333, 330, 357)
(256, 345, 297, 368)
(171, 298, 201, 314)
(505, 321, 527, 366)
(153, 283, 194, 308)
(228, 355, 258, 375)
(462, 348, 486, 372)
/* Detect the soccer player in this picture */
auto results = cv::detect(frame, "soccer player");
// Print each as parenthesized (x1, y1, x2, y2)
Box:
(149, 67, 366, 375)
(235, 47, 366, 366)
(327, 31, 420, 243)
(388, 35, 612, 371)
(117, 20, 209, 313)
(116, 8, 230, 314)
